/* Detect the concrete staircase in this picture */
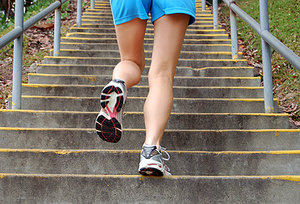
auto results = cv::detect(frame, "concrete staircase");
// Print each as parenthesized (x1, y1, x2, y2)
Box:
(1, 0, 299, 203)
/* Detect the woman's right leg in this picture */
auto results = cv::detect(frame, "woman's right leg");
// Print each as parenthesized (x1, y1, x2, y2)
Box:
(96, 18, 147, 143)
(113, 18, 147, 88)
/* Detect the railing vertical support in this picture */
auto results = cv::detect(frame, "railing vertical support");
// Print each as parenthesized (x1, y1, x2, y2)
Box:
(12, 0, 24, 109)
(260, 0, 274, 113)
(202, 0, 206, 11)
(213, 0, 219, 29)
(229, 1, 238, 59)
(77, 0, 82, 27)
(91, 0, 95, 9)
(53, 7, 61, 56)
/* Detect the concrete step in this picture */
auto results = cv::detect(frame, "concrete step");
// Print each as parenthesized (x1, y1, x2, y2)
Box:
(66, 32, 228, 40)
(1, 128, 299, 151)
(0, 110, 290, 129)
(21, 84, 264, 98)
(43, 56, 248, 68)
(71, 22, 224, 31)
(61, 36, 231, 44)
(1, 174, 299, 203)
(52, 49, 241, 59)
(28, 74, 260, 87)
(12, 96, 276, 113)
(59, 42, 233, 52)
(36, 64, 255, 77)
(0, 149, 299, 175)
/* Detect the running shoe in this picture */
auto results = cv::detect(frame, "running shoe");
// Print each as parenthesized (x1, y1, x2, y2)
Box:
(138, 145, 171, 176)
(95, 79, 127, 143)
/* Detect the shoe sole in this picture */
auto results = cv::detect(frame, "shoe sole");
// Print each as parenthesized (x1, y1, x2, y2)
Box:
(139, 167, 164, 176)
(95, 84, 124, 143)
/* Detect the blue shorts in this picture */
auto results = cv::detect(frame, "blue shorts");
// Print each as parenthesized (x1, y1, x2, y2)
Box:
(110, 0, 196, 25)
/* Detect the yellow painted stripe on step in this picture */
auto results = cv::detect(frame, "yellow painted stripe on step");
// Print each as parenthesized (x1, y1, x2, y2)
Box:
(126, 112, 288, 117)
(28, 73, 259, 80)
(36, 64, 192, 70)
(82, 14, 214, 19)
(0, 148, 299, 155)
(0, 127, 96, 131)
(36, 63, 115, 67)
(71, 26, 219, 29)
(66, 30, 226, 36)
(49, 49, 241, 55)
(88, 6, 209, 9)
(194, 66, 254, 70)
(70, 25, 221, 31)
(60, 42, 232, 47)
(74, 22, 216, 26)
(0, 109, 289, 117)
(61, 37, 231, 42)
(65, 33, 228, 38)
(0, 109, 99, 114)
(22, 83, 263, 89)
(0, 173, 299, 182)
(37, 64, 256, 70)
(183, 58, 247, 62)
(81, 18, 214, 22)
(163, 129, 300, 133)
(16, 95, 279, 103)
(44, 56, 246, 62)
(14, 95, 274, 102)
(0, 127, 299, 133)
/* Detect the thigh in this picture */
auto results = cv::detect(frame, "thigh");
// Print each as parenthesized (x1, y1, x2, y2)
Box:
(115, 18, 147, 70)
(110, 0, 151, 25)
(150, 14, 190, 78)
(151, 0, 196, 25)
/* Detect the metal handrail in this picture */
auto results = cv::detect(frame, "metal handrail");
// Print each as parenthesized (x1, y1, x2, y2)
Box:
(0, 0, 95, 109)
(207, 0, 300, 113)
(1, 0, 65, 49)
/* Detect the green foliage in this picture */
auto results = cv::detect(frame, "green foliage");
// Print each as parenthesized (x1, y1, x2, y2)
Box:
(220, 0, 299, 122)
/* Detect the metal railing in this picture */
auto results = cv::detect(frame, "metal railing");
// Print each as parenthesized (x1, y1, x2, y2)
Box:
(203, 0, 300, 113)
(1, 0, 299, 112)
(0, 0, 95, 109)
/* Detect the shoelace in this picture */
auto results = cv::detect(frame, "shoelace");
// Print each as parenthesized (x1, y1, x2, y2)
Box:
(159, 146, 170, 161)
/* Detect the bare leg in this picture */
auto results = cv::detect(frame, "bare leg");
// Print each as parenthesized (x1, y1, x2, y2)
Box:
(113, 18, 147, 88)
(144, 14, 190, 147)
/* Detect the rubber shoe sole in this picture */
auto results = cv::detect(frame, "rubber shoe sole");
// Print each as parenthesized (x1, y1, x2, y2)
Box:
(139, 167, 164, 176)
(95, 83, 125, 143)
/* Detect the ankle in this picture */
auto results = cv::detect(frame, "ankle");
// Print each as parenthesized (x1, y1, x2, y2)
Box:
(143, 143, 160, 150)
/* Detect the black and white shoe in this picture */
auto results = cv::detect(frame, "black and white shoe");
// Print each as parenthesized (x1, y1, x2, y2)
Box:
(95, 79, 127, 143)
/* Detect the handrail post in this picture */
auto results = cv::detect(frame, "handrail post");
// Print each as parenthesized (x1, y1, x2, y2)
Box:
(202, 0, 206, 11)
(53, 7, 61, 56)
(260, 0, 274, 113)
(12, 0, 24, 109)
(77, 0, 82, 27)
(91, 0, 95, 9)
(229, 1, 238, 59)
(213, 0, 219, 29)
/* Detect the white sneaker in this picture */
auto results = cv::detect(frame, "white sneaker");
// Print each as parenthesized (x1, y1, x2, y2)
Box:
(139, 145, 171, 176)
(95, 79, 127, 143)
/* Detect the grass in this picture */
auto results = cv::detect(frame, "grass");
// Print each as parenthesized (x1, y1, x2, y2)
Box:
(219, 0, 299, 124)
